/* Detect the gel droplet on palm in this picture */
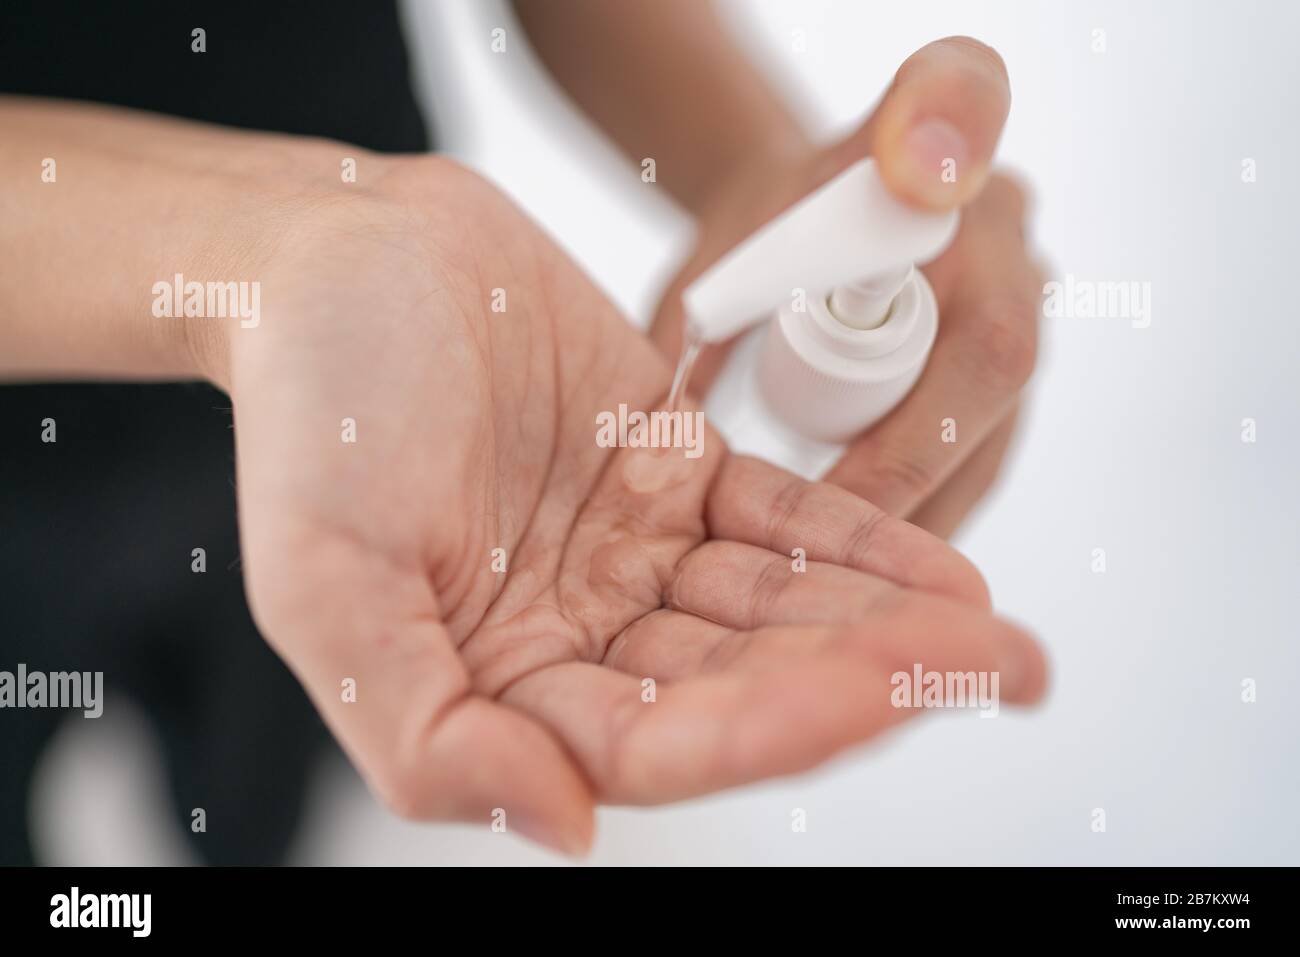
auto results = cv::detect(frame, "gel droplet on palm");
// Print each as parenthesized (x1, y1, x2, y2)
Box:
(621, 446, 695, 493)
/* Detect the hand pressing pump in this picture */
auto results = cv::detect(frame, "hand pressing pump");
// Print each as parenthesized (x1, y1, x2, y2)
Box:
(683, 158, 959, 479)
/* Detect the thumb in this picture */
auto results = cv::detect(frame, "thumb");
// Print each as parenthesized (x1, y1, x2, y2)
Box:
(835, 36, 1011, 211)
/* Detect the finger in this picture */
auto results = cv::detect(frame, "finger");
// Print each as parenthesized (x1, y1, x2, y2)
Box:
(611, 585, 1043, 696)
(909, 405, 1020, 539)
(507, 596, 1046, 804)
(603, 608, 738, 682)
(707, 454, 990, 608)
(246, 530, 596, 855)
(505, 653, 904, 804)
(667, 539, 900, 630)
(825, 178, 1040, 516)
(836, 36, 1011, 210)
(603, 609, 854, 684)
(919, 170, 1030, 306)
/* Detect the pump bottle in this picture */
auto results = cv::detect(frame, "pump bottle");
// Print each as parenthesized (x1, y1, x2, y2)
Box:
(683, 158, 959, 480)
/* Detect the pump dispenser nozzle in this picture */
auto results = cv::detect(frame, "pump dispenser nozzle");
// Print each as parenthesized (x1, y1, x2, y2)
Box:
(828, 267, 911, 329)
(689, 158, 961, 479)
(683, 158, 957, 344)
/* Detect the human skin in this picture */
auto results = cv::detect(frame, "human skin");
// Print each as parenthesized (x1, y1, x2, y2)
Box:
(513, 5, 1042, 538)
(0, 99, 1046, 854)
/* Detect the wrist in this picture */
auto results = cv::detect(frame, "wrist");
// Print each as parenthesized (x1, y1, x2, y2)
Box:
(178, 139, 380, 392)
(0, 99, 382, 387)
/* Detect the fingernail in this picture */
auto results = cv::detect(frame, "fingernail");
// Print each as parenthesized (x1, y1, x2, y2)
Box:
(901, 118, 968, 205)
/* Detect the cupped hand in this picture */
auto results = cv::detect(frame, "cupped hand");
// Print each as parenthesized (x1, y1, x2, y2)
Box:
(213, 156, 1046, 855)
(652, 37, 1045, 539)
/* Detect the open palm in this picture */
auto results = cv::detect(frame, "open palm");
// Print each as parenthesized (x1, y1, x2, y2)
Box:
(225, 158, 1045, 853)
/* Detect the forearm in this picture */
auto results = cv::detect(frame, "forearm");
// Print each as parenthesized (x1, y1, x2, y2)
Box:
(512, 0, 811, 215)
(0, 97, 331, 384)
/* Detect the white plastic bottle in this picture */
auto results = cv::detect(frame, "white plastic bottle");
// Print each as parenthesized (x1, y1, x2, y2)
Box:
(683, 158, 959, 480)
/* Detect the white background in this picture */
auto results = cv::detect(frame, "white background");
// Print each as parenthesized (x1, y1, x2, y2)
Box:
(36, 0, 1300, 865)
